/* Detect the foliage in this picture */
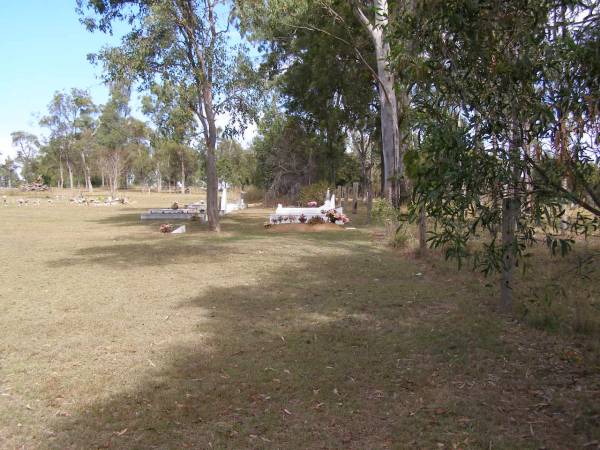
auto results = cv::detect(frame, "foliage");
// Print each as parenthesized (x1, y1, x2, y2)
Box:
(239, 0, 380, 192)
(371, 198, 402, 225)
(243, 185, 265, 204)
(11, 131, 40, 182)
(78, 0, 263, 230)
(216, 139, 255, 188)
(388, 0, 600, 308)
(298, 181, 331, 206)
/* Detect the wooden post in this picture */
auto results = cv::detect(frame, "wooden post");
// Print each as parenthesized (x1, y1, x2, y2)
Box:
(366, 189, 373, 224)
(418, 204, 427, 256)
(352, 182, 359, 214)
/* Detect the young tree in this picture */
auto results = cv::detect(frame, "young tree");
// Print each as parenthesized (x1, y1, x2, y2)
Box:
(11, 131, 40, 182)
(78, 0, 260, 231)
(391, 0, 600, 311)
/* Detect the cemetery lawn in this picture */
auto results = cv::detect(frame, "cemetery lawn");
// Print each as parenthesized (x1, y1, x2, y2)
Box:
(1, 192, 599, 449)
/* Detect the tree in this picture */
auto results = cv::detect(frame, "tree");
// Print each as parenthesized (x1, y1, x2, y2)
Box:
(239, 0, 407, 204)
(391, 0, 600, 310)
(0, 156, 19, 188)
(251, 106, 322, 199)
(39, 89, 98, 191)
(11, 131, 40, 182)
(142, 81, 198, 194)
(78, 0, 261, 231)
(95, 82, 134, 195)
(216, 138, 254, 189)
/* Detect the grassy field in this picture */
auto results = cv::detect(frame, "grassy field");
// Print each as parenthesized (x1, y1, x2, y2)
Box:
(0, 190, 598, 449)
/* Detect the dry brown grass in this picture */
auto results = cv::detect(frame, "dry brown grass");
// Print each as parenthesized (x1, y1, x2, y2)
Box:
(0, 190, 598, 449)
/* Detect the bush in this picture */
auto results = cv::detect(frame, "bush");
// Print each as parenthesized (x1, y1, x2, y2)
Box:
(299, 181, 331, 206)
(371, 198, 402, 225)
(307, 216, 325, 225)
(244, 185, 265, 204)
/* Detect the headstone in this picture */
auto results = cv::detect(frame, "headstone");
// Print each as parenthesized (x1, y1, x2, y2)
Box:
(172, 225, 186, 234)
(220, 185, 228, 212)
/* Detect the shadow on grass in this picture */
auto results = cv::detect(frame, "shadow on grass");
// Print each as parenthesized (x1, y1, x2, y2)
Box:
(42, 243, 597, 449)
(52, 210, 373, 269)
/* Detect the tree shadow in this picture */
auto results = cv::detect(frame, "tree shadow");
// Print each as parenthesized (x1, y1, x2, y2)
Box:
(41, 243, 592, 450)
(41, 249, 437, 448)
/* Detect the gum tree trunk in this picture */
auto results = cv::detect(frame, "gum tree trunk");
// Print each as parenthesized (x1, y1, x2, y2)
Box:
(355, 0, 402, 206)
(180, 158, 186, 194)
(81, 151, 93, 192)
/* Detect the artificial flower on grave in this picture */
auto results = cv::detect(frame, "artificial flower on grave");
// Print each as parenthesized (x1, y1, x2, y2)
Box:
(307, 201, 317, 207)
(298, 214, 307, 223)
(325, 209, 350, 224)
(160, 223, 174, 233)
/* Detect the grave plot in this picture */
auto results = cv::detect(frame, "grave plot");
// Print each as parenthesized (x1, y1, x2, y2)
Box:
(268, 189, 349, 225)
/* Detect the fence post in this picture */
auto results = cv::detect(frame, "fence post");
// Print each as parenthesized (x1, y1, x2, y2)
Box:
(352, 182, 359, 214)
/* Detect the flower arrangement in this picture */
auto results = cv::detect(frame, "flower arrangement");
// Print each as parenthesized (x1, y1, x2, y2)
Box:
(307, 201, 318, 207)
(160, 223, 174, 233)
(325, 209, 350, 224)
(298, 214, 307, 224)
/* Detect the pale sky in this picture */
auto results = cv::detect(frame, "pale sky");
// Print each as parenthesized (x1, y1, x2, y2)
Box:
(0, 1, 257, 161)
(0, 1, 127, 158)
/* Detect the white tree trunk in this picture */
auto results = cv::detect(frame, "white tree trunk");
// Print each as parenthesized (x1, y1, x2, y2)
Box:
(67, 161, 74, 190)
(355, 0, 402, 205)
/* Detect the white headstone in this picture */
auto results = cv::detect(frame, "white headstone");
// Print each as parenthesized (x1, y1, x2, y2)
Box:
(220, 186, 228, 211)
(172, 225, 186, 234)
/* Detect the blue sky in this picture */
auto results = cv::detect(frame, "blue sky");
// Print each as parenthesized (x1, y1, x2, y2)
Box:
(0, 1, 126, 158)
(0, 1, 259, 161)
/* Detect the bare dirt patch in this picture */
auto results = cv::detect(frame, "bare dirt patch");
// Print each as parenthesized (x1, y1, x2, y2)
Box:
(266, 223, 345, 232)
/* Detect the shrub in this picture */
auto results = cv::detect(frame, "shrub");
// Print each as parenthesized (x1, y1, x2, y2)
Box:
(244, 185, 265, 204)
(299, 181, 331, 206)
(371, 198, 402, 225)
(307, 216, 325, 225)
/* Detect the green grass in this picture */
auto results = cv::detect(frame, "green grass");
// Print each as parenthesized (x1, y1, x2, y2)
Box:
(0, 190, 598, 449)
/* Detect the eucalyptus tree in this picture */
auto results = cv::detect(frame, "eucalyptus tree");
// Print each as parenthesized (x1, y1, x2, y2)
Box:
(0, 156, 18, 188)
(78, 0, 261, 231)
(39, 89, 98, 191)
(11, 131, 40, 182)
(390, 0, 600, 310)
(142, 81, 198, 194)
(216, 138, 254, 189)
(239, 0, 409, 204)
(95, 82, 134, 194)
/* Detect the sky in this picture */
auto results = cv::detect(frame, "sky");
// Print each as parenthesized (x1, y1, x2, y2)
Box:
(0, 1, 127, 158)
(0, 1, 258, 161)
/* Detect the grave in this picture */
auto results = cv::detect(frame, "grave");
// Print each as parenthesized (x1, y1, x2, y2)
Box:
(220, 184, 246, 215)
(269, 189, 344, 224)
(141, 201, 207, 221)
